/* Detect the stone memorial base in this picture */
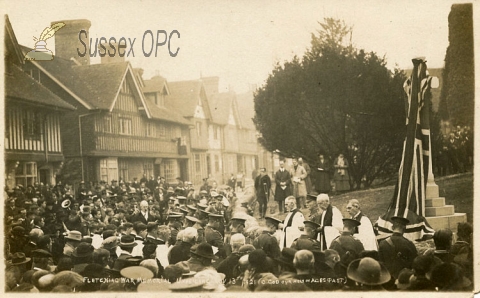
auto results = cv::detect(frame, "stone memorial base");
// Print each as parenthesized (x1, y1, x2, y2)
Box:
(425, 181, 467, 233)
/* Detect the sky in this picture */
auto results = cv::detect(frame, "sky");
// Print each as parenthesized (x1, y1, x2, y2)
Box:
(2, 0, 477, 93)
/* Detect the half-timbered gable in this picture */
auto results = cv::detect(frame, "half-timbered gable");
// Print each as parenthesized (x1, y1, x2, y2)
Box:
(167, 80, 213, 184)
(4, 16, 76, 188)
(5, 63, 75, 187)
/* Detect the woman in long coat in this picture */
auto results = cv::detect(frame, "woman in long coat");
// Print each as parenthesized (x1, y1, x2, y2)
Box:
(314, 154, 332, 193)
(290, 158, 307, 208)
(333, 153, 350, 192)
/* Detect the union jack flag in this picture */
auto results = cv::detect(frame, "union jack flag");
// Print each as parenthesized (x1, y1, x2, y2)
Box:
(377, 58, 435, 241)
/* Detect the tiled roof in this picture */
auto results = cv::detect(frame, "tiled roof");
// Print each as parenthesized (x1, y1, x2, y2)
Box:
(166, 80, 204, 118)
(200, 76, 219, 97)
(143, 75, 167, 93)
(144, 99, 191, 126)
(24, 55, 127, 111)
(5, 63, 75, 110)
(208, 92, 234, 125)
(235, 91, 256, 130)
(20, 45, 141, 111)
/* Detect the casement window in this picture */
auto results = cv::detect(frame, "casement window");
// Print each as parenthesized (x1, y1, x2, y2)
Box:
(15, 162, 37, 186)
(119, 117, 132, 135)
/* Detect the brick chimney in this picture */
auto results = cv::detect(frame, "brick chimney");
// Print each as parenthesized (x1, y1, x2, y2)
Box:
(99, 42, 126, 64)
(52, 19, 91, 65)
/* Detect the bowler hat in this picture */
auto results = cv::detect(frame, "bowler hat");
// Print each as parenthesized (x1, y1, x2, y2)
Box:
(167, 187, 175, 193)
(119, 235, 137, 248)
(275, 248, 298, 268)
(190, 243, 216, 259)
(12, 226, 25, 236)
(65, 230, 82, 241)
(31, 249, 53, 258)
(72, 242, 94, 258)
(248, 249, 267, 267)
(347, 257, 391, 285)
(8, 252, 31, 265)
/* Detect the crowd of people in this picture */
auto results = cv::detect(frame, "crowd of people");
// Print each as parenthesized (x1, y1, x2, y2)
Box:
(436, 125, 473, 176)
(4, 171, 474, 293)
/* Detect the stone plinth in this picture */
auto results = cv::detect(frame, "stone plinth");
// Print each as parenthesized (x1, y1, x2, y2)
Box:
(425, 182, 466, 232)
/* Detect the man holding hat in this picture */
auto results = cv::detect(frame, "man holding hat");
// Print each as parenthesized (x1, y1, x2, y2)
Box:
(204, 213, 226, 259)
(378, 216, 418, 279)
(253, 217, 282, 259)
(291, 220, 322, 251)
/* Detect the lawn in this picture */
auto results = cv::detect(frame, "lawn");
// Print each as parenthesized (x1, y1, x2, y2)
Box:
(327, 172, 473, 225)
(263, 172, 473, 226)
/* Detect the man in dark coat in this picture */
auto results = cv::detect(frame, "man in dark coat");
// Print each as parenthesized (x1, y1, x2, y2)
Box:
(130, 200, 150, 225)
(313, 154, 332, 194)
(253, 217, 281, 259)
(216, 233, 246, 282)
(290, 220, 322, 251)
(378, 216, 418, 279)
(168, 227, 197, 265)
(329, 218, 365, 278)
(254, 168, 271, 219)
(204, 213, 226, 259)
(274, 160, 291, 213)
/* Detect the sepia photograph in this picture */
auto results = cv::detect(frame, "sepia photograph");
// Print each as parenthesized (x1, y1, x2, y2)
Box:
(1, 0, 477, 296)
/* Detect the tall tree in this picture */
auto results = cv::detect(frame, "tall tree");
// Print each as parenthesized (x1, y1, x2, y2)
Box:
(438, 4, 474, 126)
(254, 18, 407, 189)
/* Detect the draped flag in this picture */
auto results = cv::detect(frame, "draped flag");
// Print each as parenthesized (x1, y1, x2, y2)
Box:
(377, 57, 435, 241)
